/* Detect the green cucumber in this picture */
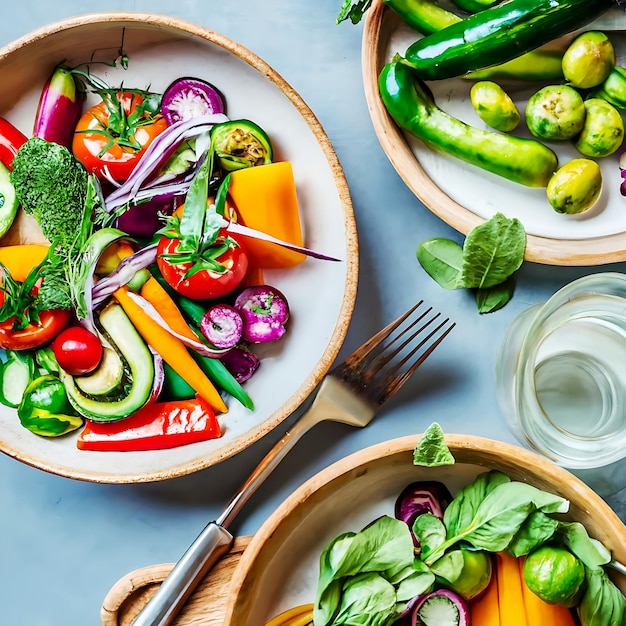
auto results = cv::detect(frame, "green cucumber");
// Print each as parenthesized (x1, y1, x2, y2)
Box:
(402, 0, 613, 80)
(379, 60, 558, 187)
(0, 161, 19, 239)
(60, 302, 155, 421)
(0, 350, 36, 408)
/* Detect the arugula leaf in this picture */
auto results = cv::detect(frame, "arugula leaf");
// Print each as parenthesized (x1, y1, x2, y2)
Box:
(413, 422, 455, 466)
(458, 212, 526, 289)
(336, 0, 373, 24)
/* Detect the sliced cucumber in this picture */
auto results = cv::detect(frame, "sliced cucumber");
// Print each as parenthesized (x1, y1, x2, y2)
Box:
(60, 302, 155, 421)
(75, 347, 124, 395)
(0, 161, 19, 239)
(0, 350, 36, 408)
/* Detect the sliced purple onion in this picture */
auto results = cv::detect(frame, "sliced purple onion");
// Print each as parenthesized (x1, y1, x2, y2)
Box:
(219, 347, 260, 383)
(148, 350, 166, 403)
(395, 481, 453, 547)
(199, 304, 243, 349)
(115, 195, 181, 238)
(411, 589, 469, 626)
(161, 77, 225, 125)
(234, 285, 290, 343)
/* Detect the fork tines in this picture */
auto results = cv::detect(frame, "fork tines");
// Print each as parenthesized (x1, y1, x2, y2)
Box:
(331, 301, 455, 407)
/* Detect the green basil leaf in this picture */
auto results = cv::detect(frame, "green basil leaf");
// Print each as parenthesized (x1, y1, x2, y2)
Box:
(556, 521, 611, 569)
(459, 212, 526, 289)
(416, 238, 463, 289)
(429, 549, 465, 583)
(579, 566, 626, 626)
(476, 276, 515, 314)
(508, 510, 559, 557)
(332, 573, 396, 626)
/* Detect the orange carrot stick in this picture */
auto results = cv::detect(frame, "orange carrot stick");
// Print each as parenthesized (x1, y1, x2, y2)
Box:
(113, 285, 227, 414)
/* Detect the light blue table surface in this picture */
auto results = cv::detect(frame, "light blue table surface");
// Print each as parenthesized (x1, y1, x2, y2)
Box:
(0, 2, 625, 625)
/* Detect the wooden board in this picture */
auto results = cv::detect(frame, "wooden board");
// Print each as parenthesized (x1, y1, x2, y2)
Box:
(100, 536, 251, 626)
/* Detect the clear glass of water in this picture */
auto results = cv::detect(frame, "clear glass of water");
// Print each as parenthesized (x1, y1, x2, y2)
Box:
(495, 272, 626, 469)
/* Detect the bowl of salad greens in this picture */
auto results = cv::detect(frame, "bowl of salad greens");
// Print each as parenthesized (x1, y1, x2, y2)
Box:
(0, 13, 358, 482)
(223, 428, 626, 626)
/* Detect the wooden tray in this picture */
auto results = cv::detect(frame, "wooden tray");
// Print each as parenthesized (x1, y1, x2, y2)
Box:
(100, 536, 251, 626)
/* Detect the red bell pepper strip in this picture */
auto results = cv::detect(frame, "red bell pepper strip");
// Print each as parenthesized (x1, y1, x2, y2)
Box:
(76, 395, 221, 451)
(0, 117, 27, 168)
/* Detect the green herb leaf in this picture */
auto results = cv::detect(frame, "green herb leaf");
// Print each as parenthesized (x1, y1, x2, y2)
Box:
(507, 510, 559, 557)
(178, 151, 213, 249)
(336, 0, 373, 24)
(458, 212, 526, 289)
(413, 422, 455, 466)
(476, 276, 515, 314)
(556, 521, 611, 569)
(416, 238, 463, 289)
(579, 566, 626, 626)
(412, 513, 447, 558)
(332, 573, 397, 626)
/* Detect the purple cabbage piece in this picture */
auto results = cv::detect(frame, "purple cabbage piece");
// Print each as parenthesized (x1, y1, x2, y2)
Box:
(395, 480, 453, 547)
(220, 347, 260, 383)
(161, 77, 225, 125)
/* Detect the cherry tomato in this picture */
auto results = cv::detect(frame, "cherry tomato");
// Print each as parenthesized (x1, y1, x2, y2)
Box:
(156, 231, 249, 300)
(52, 326, 104, 376)
(72, 91, 168, 181)
(0, 309, 72, 351)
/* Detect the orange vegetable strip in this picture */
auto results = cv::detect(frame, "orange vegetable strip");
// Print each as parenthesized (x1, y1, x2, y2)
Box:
(228, 161, 306, 268)
(469, 557, 500, 626)
(0, 244, 49, 281)
(518, 556, 578, 626)
(113, 286, 227, 414)
(496, 551, 528, 626)
(265, 604, 314, 626)
(139, 275, 200, 343)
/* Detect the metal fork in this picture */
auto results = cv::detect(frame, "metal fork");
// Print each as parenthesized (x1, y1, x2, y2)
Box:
(131, 301, 455, 626)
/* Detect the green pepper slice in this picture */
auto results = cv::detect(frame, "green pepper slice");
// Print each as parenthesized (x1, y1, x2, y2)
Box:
(210, 119, 273, 172)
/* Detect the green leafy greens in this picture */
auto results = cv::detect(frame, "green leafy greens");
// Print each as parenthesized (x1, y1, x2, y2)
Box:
(417, 212, 526, 313)
(413, 422, 455, 467)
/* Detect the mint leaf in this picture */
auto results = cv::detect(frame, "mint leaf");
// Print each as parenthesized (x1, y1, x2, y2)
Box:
(413, 423, 455, 467)
(458, 212, 526, 289)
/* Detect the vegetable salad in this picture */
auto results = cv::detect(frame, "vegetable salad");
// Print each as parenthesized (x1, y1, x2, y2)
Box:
(0, 57, 335, 451)
(266, 425, 626, 626)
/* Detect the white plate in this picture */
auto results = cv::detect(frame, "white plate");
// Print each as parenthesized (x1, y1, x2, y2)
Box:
(223, 435, 626, 625)
(362, 2, 626, 266)
(0, 13, 358, 483)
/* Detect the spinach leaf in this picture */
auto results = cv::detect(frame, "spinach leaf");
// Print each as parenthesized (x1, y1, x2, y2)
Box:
(412, 513, 447, 558)
(459, 213, 526, 289)
(394, 560, 435, 603)
(443, 470, 511, 538)
(557, 521, 611, 569)
(427, 479, 569, 565)
(331, 572, 397, 626)
(314, 516, 415, 626)
(507, 510, 559, 557)
(579, 566, 626, 626)
(416, 238, 463, 289)
(413, 423, 455, 467)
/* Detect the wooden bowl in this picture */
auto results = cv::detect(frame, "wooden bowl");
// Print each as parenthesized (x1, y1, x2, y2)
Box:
(362, 0, 626, 266)
(222, 434, 626, 625)
(0, 14, 358, 482)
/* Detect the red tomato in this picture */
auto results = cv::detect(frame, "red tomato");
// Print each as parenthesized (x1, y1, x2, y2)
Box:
(72, 91, 168, 181)
(0, 117, 28, 168)
(0, 309, 72, 351)
(156, 231, 249, 300)
(52, 326, 103, 376)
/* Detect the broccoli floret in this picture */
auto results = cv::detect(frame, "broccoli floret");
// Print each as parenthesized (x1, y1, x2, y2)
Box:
(9, 137, 88, 246)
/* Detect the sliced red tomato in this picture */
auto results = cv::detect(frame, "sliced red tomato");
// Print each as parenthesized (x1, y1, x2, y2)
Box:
(72, 90, 167, 181)
(52, 326, 103, 375)
(156, 230, 249, 300)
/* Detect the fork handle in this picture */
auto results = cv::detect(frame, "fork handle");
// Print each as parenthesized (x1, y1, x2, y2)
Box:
(131, 522, 234, 626)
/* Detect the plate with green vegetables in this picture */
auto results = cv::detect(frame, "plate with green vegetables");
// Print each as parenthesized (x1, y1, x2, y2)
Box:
(0, 13, 358, 483)
(361, 0, 626, 266)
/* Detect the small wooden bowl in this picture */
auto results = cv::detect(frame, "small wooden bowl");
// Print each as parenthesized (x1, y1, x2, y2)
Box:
(362, 0, 626, 266)
(0, 14, 358, 483)
(222, 434, 626, 625)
